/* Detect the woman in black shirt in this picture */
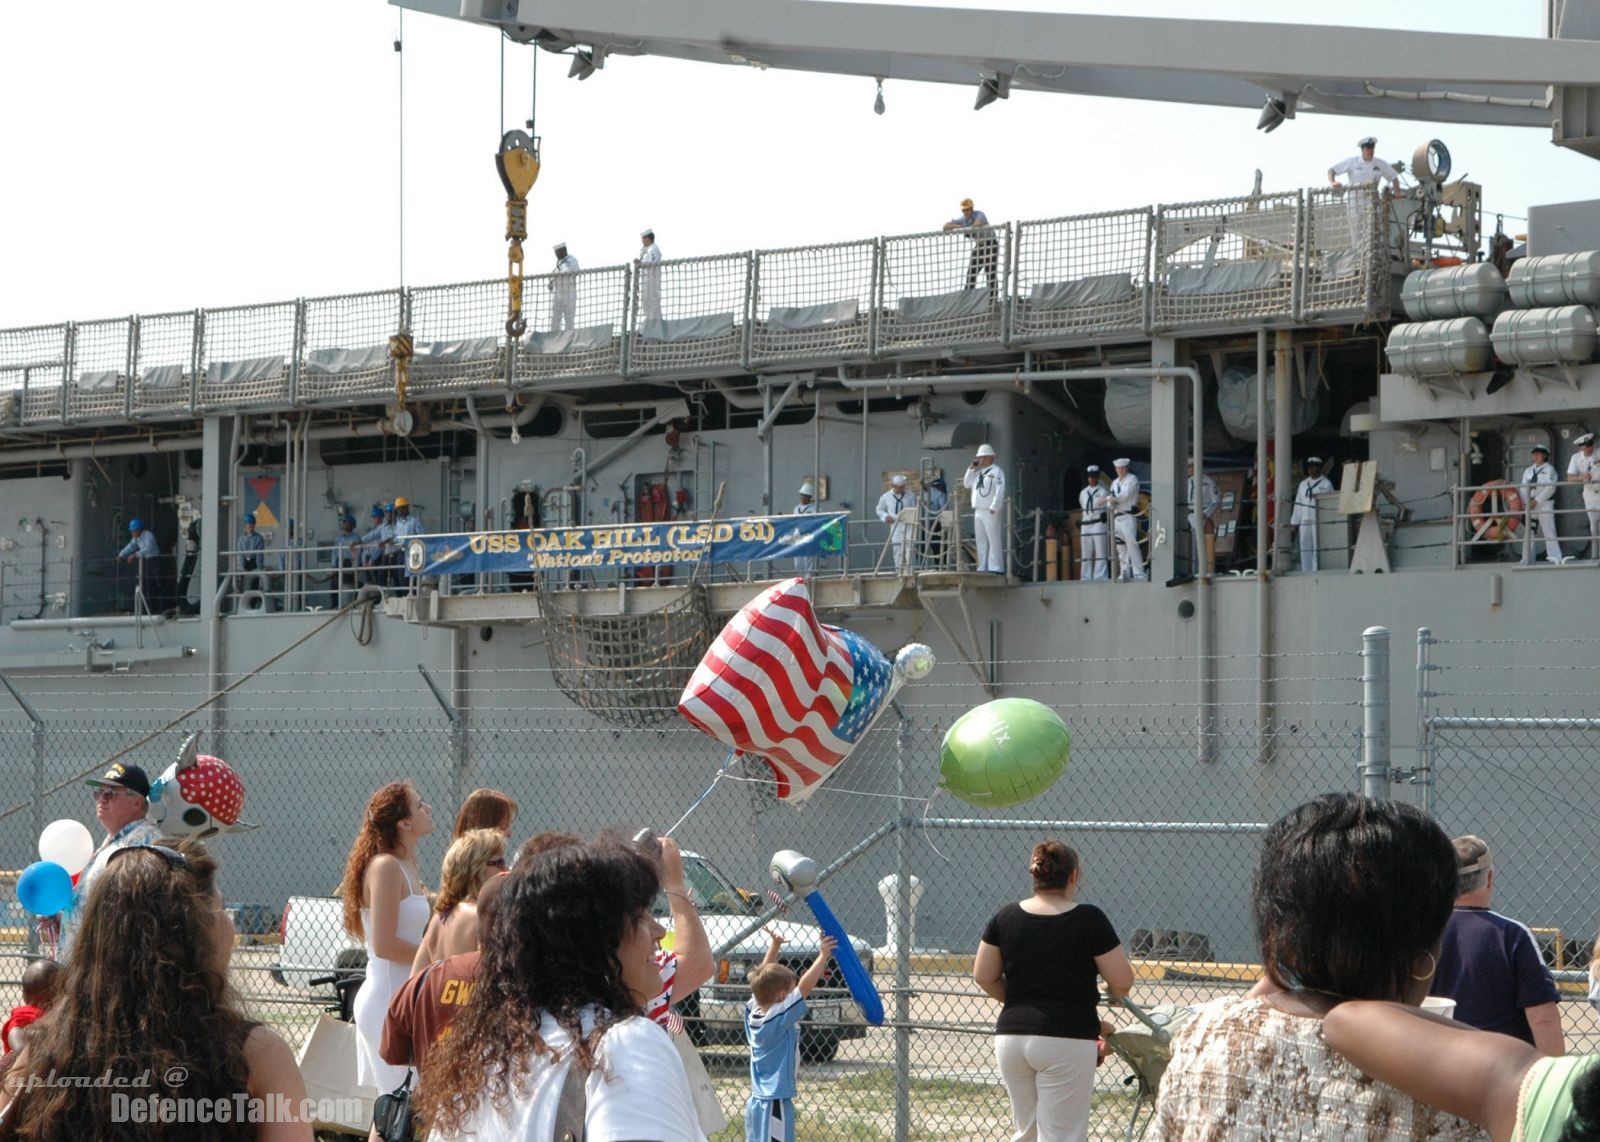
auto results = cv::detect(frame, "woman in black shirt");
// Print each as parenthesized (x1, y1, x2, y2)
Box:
(973, 840, 1133, 1142)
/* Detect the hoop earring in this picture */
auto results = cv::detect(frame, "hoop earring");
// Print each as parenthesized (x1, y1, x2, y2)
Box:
(1410, 951, 1437, 981)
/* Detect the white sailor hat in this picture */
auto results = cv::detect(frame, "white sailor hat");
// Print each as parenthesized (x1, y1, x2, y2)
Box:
(1358, 136, 1377, 148)
(1306, 456, 1324, 466)
(641, 228, 654, 238)
(975, 443, 996, 458)
(1113, 457, 1131, 467)
(1577, 433, 1596, 446)
(1085, 464, 1099, 474)
(890, 473, 908, 486)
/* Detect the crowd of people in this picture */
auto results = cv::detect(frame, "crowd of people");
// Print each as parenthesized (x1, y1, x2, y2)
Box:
(10, 765, 1600, 1140)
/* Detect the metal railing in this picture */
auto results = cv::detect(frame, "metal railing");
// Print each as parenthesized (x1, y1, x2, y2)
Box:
(0, 187, 1390, 424)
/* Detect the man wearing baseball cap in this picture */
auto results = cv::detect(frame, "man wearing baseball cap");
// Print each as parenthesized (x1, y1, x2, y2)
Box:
(1078, 465, 1111, 580)
(1520, 445, 1564, 565)
(942, 197, 999, 299)
(963, 444, 1007, 573)
(1328, 136, 1399, 258)
(549, 241, 580, 332)
(1566, 432, 1600, 552)
(60, 763, 160, 954)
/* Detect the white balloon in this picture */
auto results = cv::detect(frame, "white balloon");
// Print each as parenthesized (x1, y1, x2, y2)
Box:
(38, 818, 95, 876)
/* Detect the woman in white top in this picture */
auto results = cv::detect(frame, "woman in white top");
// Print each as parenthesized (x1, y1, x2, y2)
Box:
(416, 835, 704, 1142)
(338, 780, 434, 1094)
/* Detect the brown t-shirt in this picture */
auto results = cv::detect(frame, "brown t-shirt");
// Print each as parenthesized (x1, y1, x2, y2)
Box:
(380, 951, 481, 1070)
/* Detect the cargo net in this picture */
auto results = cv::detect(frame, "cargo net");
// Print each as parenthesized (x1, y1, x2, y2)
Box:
(538, 583, 715, 727)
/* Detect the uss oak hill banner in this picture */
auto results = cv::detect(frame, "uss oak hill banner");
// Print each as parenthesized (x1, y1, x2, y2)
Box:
(405, 512, 848, 576)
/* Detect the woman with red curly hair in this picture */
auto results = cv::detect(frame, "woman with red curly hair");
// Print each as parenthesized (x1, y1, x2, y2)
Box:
(339, 781, 434, 1096)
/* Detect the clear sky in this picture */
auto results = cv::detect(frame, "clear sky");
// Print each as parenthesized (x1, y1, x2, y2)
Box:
(2, 0, 1593, 329)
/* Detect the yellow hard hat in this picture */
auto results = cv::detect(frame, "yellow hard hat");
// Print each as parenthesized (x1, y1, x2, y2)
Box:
(394, 496, 410, 508)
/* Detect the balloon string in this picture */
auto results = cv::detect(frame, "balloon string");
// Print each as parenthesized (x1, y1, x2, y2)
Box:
(663, 749, 739, 838)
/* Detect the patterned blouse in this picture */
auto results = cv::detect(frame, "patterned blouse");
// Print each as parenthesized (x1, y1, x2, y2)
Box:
(1150, 995, 1488, 1141)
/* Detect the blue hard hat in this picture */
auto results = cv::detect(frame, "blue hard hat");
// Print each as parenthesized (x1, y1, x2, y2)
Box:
(128, 518, 144, 531)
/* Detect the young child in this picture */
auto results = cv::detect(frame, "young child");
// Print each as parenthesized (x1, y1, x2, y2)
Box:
(4, 959, 61, 1054)
(743, 930, 836, 1142)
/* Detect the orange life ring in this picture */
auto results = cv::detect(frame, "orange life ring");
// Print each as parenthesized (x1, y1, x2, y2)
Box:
(1468, 480, 1523, 540)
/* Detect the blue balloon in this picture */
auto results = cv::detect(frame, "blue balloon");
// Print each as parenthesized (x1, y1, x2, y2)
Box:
(799, 889, 885, 1026)
(17, 860, 73, 916)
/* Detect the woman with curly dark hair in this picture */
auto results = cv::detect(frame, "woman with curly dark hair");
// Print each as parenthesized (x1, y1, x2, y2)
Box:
(0, 840, 310, 1141)
(339, 781, 434, 1095)
(416, 836, 703, 1140)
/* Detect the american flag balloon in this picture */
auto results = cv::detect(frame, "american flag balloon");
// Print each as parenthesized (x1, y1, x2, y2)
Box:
(678, 578, 933, 804)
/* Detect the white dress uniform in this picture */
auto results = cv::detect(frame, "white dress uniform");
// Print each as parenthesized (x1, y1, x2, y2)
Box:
(793, 495, 817, 575)
(875, 482, 918, 573)
(1520, 458, 1563, 564)
(963, 461, 1007, 572)
(1108, 465, 1145, 581)
(1078, 474, 1110, 581)
(550, 248, 580, 332)
(637, 236, 663, 325)
(1292, 469, 1335, 572)
(1330, 151, 1399, 253)
(1187, 472, 1220, 571)
(1569, 437, 1600, 543)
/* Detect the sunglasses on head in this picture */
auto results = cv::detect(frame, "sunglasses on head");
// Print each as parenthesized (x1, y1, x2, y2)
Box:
(106, 844, 189, 870)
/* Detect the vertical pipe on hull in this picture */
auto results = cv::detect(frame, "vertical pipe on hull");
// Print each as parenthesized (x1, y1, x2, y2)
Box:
(1255, 329, 1274, 764)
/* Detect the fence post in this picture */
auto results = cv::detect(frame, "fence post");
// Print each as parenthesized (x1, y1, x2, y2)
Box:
(1415, 627, 1437, 815)
(892, 710, 912, 1142)
(1361, 626, 1391, 798)
(0, 673, 45, 955)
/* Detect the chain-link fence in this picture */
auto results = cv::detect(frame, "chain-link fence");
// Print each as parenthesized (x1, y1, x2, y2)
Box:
(1414, 627, 1600, 1061)
(0, 637, 1381, 1139)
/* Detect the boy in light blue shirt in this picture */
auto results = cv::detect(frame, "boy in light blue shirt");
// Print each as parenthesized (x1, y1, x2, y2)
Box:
(743, 930, 836, 1142)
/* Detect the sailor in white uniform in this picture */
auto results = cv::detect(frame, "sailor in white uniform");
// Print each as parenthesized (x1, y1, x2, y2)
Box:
(1521, 445, 1564, 565)
(794, 480, 817, 575)
(1108, 459, 1145, 582)
(636, 228, 663, 325)
(1292, 457, 1336, 572)
(962, 444, 1007, 573)
(1187, 458, 1220, 575)
(549, 241, 580, 332)
(1328, 136, 1400, 255)
(875, 474, 917, 574)
(1567, 432, 1600, 551)
(1078, 464, 1110, 581)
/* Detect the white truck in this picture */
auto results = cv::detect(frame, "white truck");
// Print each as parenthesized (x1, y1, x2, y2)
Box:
(273, 850, 872, 1060)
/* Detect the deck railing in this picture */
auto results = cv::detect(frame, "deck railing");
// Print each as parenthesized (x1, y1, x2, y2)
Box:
(0, 188, 1390, 427)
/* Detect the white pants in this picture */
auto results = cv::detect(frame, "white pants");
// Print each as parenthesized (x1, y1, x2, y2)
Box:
(995, 1035, 1097, 1142)
(1298, 521, 1319, 572)
(1112, 513, 1144, 580)
(887, 523, 913, 572)
(552, 291, 576, 332)
(1079, 528, 1109, 580)
(974, 507, 1004, 573)
(1523, 505, 1562, 563)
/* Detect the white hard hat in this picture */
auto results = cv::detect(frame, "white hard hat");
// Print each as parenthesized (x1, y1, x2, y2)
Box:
(975, 443, 996, 458)
(1113, 457, 1131, 468)
(798, 481, 815, 496)
(890, 473, 907, 486)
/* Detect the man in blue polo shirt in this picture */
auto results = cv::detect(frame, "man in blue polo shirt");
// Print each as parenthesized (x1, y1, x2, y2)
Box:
(1430, 834, 1565, 1056)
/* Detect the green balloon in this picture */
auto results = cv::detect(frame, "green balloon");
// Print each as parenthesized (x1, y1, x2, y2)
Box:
(939, 698, 1071, 809)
